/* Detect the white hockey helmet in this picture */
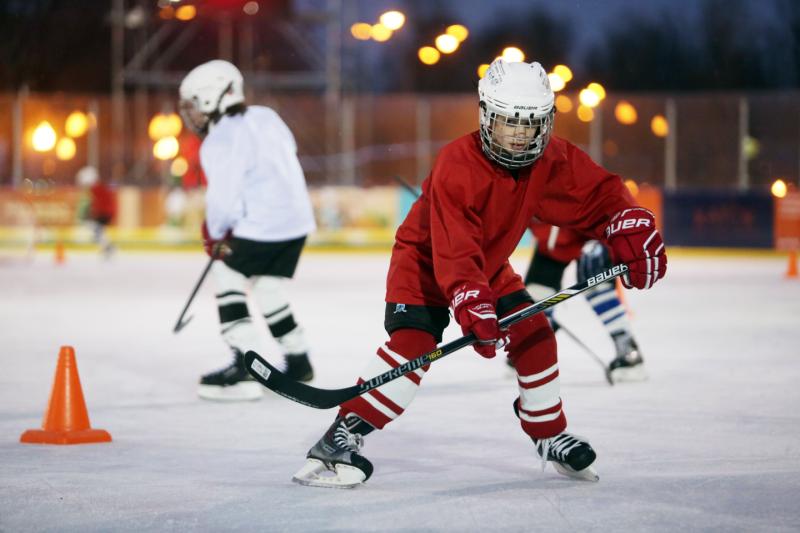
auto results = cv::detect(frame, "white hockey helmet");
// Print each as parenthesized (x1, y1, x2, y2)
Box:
(76, 165, 99, 187)
(179, 59, 245, 135)
(478, 59, 555, 169)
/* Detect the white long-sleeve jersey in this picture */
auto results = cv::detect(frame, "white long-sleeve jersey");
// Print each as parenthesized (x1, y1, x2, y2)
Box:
(200, 105, 316, 241)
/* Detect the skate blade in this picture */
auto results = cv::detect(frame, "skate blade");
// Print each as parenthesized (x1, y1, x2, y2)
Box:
(197, 381, 263, 402)
(292, 459, 366, 489)
(609, 365, 648, 383)
(553, 462, 599, 482)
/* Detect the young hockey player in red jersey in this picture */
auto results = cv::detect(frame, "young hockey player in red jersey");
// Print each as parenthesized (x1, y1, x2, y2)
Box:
(293, 58, 667, 488)
(76, 165, 116, 258)
(525, 222, 647, 382)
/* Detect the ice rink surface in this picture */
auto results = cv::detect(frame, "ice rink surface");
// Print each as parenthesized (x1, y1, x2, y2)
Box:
(1, 250, 799, 532)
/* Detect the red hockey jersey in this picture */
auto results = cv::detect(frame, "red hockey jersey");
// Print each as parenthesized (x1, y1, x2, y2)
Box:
(386, 132, 635, 307)
(89, 182, 116, 220)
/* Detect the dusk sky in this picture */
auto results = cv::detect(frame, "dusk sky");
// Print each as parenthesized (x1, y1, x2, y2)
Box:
(1, 0, 796, 92)
(344, 0, 782, 62)
(326, 0, 796, 91)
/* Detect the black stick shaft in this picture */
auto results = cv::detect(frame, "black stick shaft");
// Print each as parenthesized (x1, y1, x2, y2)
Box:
(173, 256, 215, 334)
(393, 175, 420, 196)
(245, 263, 628, 409)
(551, 317, 614, 385)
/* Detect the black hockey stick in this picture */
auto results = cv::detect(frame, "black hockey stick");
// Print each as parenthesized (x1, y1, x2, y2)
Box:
(393, 174, 420, 197)
(173, 256, 215, 333)
(550, 317, 614, 385)
(245, 263, 628, 409)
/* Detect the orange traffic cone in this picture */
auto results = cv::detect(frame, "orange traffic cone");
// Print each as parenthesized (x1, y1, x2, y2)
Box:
(787, 250, 799, 279)
(54, 240, 65, 265)
(20, 346, 111, 445)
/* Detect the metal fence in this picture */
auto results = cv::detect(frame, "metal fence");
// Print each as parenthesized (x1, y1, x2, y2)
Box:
(1, 89, 798, 190)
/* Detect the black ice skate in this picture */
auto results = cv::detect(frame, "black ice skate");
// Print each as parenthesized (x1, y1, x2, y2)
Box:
(513, 399, 598, 481)
(292, 413, 375, 489)
(284, 352, 314, 382)
(532, 433, 599, 482)
(608, 331, 647, 383)
(197, 349, 263, 401)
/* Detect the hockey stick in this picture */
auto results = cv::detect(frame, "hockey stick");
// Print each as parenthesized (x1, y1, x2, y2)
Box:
(550, 317, 614, 385)
(245, 263, 628, 409)
(393, 174, 420, 197)
(173, 256, 215, 334)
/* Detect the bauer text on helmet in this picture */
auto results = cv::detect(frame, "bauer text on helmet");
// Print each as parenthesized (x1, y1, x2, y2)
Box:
(478, 59, 555, 169)
(179, 60, 245, 135)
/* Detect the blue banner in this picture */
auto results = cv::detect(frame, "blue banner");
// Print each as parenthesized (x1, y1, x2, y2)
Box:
(663, 189, 774, 247)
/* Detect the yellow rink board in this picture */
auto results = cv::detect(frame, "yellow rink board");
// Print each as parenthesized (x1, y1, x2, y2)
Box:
(0, 226, 790, 259)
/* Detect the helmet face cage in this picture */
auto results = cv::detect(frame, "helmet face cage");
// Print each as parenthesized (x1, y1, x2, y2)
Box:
(479, 105, 554, 169)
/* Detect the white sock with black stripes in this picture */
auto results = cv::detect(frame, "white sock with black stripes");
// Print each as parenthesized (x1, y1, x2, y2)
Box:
(253, 275, 310, 356)
(212, 261, 261, 355)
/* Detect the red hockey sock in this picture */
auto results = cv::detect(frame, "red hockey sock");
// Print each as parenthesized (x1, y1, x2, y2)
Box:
(340, 329, 436, 429)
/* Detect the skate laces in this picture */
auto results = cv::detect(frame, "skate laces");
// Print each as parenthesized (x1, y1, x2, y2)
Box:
(536, 434, 582, 470)
(332, 417, 366, 453)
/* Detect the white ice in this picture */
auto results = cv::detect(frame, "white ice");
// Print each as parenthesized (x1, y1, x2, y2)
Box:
(1, 250, 799, 532)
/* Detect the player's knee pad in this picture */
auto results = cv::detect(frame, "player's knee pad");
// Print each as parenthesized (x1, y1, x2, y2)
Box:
(577, 240, 612, 283)
(340, 329, 436, 430)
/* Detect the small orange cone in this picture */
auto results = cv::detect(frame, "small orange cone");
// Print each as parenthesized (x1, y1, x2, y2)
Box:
(20, 346, 111, 445)
(787, 250, 799, 279)
(54, 241, 65, 265)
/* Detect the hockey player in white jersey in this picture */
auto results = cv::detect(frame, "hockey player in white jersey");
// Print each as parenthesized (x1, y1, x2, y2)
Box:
(179, 60, 317, 401)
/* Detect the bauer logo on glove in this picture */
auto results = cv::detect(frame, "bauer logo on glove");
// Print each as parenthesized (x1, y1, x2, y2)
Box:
(605, 215, 652, 236)
(451, 283, 510, 358)
(603, 208, 667, 290)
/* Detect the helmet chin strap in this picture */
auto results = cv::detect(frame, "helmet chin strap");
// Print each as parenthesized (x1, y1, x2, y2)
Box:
(197, 81, 236, 137)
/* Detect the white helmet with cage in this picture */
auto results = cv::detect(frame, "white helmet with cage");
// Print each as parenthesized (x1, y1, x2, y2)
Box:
(478, 59, 555, 169)
(179, 60, 245, 135)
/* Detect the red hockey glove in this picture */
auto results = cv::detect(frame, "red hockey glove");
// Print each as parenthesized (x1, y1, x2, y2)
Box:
(451, 283, 509, 358)
(604, 207, 667, 289)
(201, 221, 232, 259)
